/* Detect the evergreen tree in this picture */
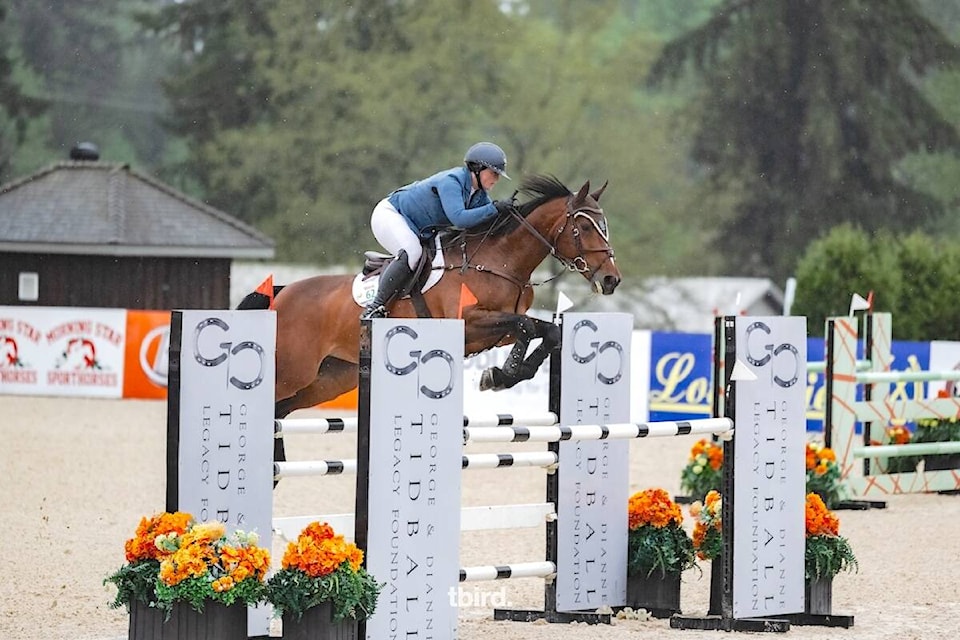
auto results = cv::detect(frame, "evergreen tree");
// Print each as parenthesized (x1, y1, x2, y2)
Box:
(0, 0, 46, 180)
(648, 0, 960, 283)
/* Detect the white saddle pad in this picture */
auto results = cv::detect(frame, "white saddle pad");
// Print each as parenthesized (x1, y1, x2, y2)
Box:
(351, 239, 446, 307)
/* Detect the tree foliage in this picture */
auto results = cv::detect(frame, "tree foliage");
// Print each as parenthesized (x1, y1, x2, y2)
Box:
(0, 0, 181, 181)
(141, 0, 713, 270)
(5, 0, 960, 296)
(0, 0, 46, 177)
(648, 0, 960, 283)
(792, 225, 960, 341)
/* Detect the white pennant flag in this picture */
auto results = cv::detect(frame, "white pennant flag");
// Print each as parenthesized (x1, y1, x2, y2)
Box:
(848, 293, 870, 316)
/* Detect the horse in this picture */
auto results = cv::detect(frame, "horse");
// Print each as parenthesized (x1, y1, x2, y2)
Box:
(239, 174, 621, 426)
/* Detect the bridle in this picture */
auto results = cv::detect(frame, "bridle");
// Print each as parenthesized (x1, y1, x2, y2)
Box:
(445, 194, 617, 309)
(508, 196, 616, 277)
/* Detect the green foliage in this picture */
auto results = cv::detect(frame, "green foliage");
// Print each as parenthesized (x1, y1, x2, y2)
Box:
(680, 457, 722, 503)
(915, 417, 960, 443)
(793, 225, 960, 341)
(129, 0, 719, 273)
(805, 462, 843, 510)
(103, 559, 161, 611)
(890, 417, 960, 472)
(155, 574, 265, 617)
(792, 225, 898, 334)
(891, 233, 960, 340)
(696, 527, 722, 562)
(627, 523, 696, 578)
(0, 0, 182, 179)
(8, 0, 960, 287)
(266, 564, 382, 622)
(805, 535, 858, 581)
(679, 439, 723, 502)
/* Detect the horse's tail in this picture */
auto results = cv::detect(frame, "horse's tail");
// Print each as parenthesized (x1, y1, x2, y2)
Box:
(236, 285, 286, 310)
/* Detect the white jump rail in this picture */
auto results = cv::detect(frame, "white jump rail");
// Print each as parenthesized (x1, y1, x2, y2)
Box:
(274, 411, 559, 437)
(274, 451, 560, 479)
(463, 417, 734, 444)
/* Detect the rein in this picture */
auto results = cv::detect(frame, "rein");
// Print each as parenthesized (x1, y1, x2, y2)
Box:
(442, 195, 616, 307)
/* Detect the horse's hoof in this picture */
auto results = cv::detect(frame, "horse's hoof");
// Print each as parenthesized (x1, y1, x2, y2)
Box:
(480, 367, 505, 391)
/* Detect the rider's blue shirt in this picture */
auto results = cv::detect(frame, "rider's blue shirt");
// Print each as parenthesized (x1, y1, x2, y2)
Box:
(387, 167, 498, 238)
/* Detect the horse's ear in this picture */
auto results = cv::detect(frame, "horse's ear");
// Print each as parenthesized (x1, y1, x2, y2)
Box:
(590, 181, 608, 202)
(575, 181, 591, 203)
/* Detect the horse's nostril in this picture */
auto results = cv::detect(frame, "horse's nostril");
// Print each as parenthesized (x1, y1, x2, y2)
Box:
(603, 275, 620, 293)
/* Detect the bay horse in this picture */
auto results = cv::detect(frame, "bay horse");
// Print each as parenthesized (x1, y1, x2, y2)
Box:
(239, 174, 621, 427)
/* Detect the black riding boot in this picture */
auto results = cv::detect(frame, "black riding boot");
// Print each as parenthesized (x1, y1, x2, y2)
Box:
(360, 257, 414, 319)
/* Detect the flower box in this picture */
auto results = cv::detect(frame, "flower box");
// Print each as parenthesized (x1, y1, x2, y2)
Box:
(626, 488, 696, 617)
(105, 513, 271, 640)
(625, 570, 681, 617)
(805, 578, 832, 616)
(128, 600, 165, 640)
(282, 601, 358, 640)
(128, 600, 246, 640)
(265, 521, 381, 630)
(923, 453, 960, 471)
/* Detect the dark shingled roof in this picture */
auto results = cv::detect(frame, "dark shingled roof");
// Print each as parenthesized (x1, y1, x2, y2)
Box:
(0, 161, 275, 259)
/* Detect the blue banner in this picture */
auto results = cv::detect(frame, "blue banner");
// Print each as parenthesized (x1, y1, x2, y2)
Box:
(648, 331, 934, 432)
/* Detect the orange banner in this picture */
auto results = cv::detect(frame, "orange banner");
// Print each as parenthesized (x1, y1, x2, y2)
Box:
(123, 310, 171, 399)
(319, 387, 358, 410)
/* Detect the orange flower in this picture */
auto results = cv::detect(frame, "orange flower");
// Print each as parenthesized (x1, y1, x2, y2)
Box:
(627, 488, 683, 531)
(692, 491, 722, 560)
(688, 439, 723, 468)
(212, 576, 235, 592)
(804, 493, 840, 537)
(123, 512, 192, 563)
(886, 426, 911, 445)
(806, 442, 837, 470)
(282, 521, 365, 578)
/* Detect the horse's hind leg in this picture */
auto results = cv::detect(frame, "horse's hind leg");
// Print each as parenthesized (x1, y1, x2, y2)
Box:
(480, 316, 560, 391)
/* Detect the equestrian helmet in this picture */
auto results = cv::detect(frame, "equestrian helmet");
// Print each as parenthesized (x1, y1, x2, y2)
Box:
(464, 142, 511, 180)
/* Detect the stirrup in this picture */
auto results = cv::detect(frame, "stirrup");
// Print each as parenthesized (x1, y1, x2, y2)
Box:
(360, 304, 388, 320)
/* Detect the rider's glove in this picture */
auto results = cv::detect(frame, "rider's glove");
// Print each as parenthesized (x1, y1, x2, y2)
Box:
(493, 200, 514, 216)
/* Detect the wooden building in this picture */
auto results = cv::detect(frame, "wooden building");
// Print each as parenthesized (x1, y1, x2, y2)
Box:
(0, 146, 274, 310)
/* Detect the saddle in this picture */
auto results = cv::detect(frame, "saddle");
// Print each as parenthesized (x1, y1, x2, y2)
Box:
(361, 238, 440, 317)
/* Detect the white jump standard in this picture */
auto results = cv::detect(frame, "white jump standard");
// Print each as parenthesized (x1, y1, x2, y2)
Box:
(825, 312, 960, 499)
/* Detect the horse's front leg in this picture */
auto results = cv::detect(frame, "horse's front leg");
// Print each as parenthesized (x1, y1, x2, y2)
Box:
(479, 314, 560, 391)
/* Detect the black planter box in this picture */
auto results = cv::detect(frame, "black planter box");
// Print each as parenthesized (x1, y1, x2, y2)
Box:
(129, 600, 247, 640)
(282, 601, 358, 640)
(625, 570, 682, 618)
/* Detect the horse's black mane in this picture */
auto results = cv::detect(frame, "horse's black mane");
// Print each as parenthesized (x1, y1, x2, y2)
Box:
(472, 174, 571, 237)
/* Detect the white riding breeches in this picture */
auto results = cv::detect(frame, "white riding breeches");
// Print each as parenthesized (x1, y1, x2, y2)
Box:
(370, 198, 421, 269)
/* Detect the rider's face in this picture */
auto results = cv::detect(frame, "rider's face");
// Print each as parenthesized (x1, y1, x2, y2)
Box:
(478, 168, 501, 191)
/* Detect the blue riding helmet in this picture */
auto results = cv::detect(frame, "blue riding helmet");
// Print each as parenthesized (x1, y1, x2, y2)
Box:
(464, 142, 511, 180)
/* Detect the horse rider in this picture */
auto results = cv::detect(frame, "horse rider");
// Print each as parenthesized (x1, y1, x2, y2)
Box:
(360, 141, 514, 319)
